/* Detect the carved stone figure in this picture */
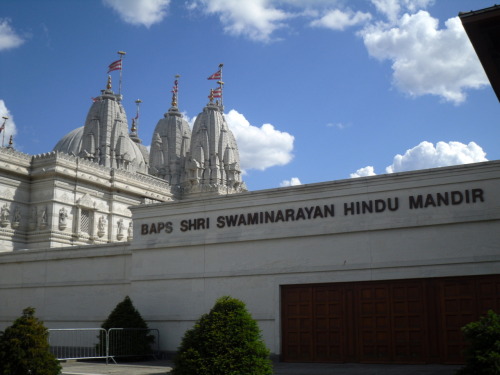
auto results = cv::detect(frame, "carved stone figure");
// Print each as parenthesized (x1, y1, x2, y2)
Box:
(97, 215, 106, 238)
(127, 221, 133, 241)
(0, 203, 10, 227)
(117, 218, 124, 240)
(12, 206, 21, 229)
(58, 207, 68, 230)
(40, 206, 48, 229)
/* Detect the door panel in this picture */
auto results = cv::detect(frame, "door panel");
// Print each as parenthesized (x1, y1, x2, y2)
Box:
(281, 274, 500, 364)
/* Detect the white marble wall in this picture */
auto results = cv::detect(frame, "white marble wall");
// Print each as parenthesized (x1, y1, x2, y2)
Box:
(0, 161, 499, 355)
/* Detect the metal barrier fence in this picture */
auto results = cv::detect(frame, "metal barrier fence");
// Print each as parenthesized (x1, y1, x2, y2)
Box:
(48, 328, 107, 361)
(48, 328, 159, 364)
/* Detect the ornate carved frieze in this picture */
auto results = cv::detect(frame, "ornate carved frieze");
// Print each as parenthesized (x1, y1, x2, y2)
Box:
(77, 193, 95, 209)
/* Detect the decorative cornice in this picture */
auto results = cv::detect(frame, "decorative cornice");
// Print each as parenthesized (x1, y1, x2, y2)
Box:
(111, 168, 170, 188)
(179, 181, 247, 198)
(0, 147, 32, 161)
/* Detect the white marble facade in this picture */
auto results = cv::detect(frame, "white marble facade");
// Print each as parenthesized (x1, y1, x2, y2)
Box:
(0, 75, 245, 251)
(0, 161, 498, 357)
(0, 72, 498, 361)
(0, 148, 172, 250)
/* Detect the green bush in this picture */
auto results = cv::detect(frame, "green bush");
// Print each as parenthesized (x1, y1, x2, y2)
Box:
(99, 296, 154, 359)
(457, 310, 500, 375)
(0, 307, 61, 375)
(172, 296, 273, 375)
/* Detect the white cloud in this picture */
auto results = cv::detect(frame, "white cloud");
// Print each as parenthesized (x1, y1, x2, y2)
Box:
(350, 166, 376, 178)
(181, 111, 196, 129)
(361, 11, 489, 104)
(371, 0, 433, 23)
(0, 100, 18, 144)
(0, 19, 24, 51)
(310, 9, 371, 31)
(386, 141, 487, 173)
(280, 177, 302, 187)
(326, 122, 349, 130)
(371, 0, 400, 23)
(102, 0, 170, 27)
(225, 109, 294, 171)
(184, 1, 487, 104)
(351, 141, 488, 178)
(190, 0, 289, 42)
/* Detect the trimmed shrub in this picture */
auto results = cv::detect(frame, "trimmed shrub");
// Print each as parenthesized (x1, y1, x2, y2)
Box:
(457, 310, 500, 375)
(0, 307, 61, 375)
(100, 296, 154, 359)
(172, 296, 273, 375)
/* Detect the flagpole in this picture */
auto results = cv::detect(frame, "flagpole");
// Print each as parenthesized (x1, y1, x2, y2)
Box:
(1, 116, 8, 148)
(117, 51, 126, 96)
(174, 74, 180, 107)
(218, 63, 224, 110)
(135, 99, 142, 121)
(132, 99, 142, 135)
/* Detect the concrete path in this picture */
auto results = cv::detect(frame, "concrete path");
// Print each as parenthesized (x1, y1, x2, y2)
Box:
(61, 359, 462, 375)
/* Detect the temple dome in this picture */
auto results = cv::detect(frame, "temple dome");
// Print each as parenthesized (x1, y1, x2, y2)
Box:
(53, 77, 148, 174)
(53, 126, 83, 156)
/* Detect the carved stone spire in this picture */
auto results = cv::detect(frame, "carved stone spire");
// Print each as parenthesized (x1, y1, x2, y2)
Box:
(183, 95, 245, 197)
(149, 81, 191, 185)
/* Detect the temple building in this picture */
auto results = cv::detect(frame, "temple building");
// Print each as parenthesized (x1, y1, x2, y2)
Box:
(0, 37, 498, 365)
(0, 72, 245, 251)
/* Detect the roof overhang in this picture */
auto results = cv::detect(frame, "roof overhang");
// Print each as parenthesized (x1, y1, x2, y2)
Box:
(460, 5, 500, 102)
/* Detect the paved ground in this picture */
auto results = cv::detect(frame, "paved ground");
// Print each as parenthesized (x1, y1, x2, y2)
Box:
(61, 359, 462, 375)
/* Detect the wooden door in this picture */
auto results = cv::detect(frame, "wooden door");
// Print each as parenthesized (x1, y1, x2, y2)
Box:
(281, 274, 500, 364)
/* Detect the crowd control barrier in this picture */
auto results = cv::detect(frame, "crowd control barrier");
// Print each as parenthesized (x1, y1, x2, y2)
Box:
(48, 328, 159, 364)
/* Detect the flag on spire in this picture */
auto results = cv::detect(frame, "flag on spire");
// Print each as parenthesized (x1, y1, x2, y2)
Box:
(0, 117, 7, 134)
(108, 59, 122, 73)
(171, 76, 180, 107)
(207, 70, 221, 80)
(212, 87, 222, 98)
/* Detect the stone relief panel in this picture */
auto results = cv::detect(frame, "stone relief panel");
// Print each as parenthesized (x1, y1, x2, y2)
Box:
(113, 205, 132, 216)
(0, 203, 10, 227)
(77, 193, 95, 209)
(11, 205, 21, 229)
(58, 192, 73, 204)
(40, 206, 48, 229)
(96, 202, 109, 212)
(0, 188, 14, 200)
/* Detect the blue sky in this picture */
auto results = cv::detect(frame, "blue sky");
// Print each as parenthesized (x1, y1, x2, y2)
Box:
(0, 0, 498, 191)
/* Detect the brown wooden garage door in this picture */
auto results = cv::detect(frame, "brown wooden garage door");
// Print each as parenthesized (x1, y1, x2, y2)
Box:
(281, 274, 500, 364)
